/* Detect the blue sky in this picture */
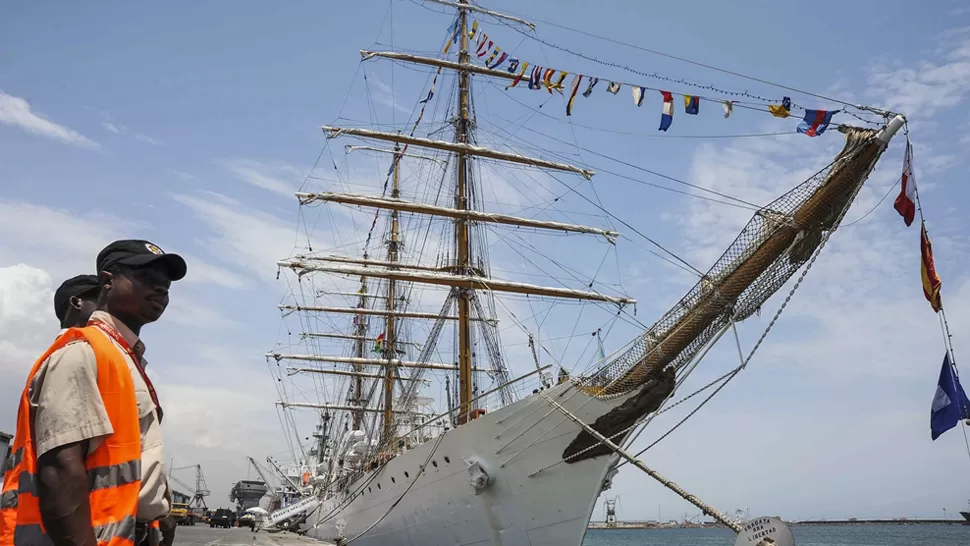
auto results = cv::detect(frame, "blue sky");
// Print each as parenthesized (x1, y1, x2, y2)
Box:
(2, 0, 970, 522)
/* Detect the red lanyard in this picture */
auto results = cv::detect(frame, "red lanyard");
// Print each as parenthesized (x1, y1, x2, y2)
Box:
(91, 320, 164, 423)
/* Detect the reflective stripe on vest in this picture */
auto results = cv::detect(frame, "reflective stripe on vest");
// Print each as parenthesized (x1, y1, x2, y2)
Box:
(1, 449, 22, 475)
(0, 491, 15, 510)
(0, 326, 142, 546)
(13, 517, 136, 546)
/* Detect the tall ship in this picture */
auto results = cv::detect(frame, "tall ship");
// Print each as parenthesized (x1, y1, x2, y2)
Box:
(265, 1, 907, 544)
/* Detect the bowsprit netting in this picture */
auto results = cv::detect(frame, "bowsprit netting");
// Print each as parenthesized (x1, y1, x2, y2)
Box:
(578, 126, 886, 398)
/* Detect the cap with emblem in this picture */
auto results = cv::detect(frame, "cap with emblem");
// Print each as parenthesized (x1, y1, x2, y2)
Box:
(53, 274, 101, 322)
(96, 239, 187, 281)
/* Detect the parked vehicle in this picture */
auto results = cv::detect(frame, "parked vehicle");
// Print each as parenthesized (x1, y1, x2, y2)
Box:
(237, 513, 256, 530)
(209, 508, 234, 529)
(170, 503, 195, 526)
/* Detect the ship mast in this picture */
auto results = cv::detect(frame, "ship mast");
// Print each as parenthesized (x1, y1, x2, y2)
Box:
(281, 0, 636, 439)
(382, 142, 402, 443)
(454, 0, 474, 425)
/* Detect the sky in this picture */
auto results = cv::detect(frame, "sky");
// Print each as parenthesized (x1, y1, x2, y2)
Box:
(2, 0, 970, 524)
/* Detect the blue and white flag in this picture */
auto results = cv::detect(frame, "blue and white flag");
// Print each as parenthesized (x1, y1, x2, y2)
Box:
(930, 353, 970, 440)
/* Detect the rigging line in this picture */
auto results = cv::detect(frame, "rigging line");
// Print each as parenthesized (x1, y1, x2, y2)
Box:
(542, 168, 704, 276)
(481, 94, 763, 210)
(390, 0, 395, 126)
(499, 23, 804, 111)
(841, 175, 901, 228)
(504, 230, 623, 300)
(493, 9, 883, 113)
(963, 421, 970, 467)
(486, 109, 762, 210)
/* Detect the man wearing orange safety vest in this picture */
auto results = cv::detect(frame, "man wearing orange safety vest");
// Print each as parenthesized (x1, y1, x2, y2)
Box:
(1, 240, 187, 546)
(50, 272, 179, 546)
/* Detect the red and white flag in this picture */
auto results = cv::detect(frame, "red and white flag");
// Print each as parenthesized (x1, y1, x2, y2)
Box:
(893, 139, 917, 227)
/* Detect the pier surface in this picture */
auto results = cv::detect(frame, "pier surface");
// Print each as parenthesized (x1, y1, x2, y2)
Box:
(174, 526, 334, 546)
(588, 518, 968, 529)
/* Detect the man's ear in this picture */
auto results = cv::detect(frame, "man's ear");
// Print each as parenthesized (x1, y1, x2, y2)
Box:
(98, 270, 113, 289)
(68, 295, 82, 311)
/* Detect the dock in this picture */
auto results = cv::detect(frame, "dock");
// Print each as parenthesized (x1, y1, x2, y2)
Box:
(174, 526, 334, 546)
(588, 518, 969, 530)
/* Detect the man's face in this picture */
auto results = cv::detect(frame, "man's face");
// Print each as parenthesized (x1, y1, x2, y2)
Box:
(106, 264, 173, 324)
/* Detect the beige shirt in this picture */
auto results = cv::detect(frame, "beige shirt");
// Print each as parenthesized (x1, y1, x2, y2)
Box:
(30, 311, 171, 521)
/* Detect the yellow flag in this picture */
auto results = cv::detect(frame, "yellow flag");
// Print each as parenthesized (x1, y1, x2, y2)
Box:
(768, 104, 790, 118)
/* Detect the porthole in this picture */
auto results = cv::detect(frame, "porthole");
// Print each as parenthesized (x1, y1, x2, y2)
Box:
(404, 471, 409, 478)
(377, 483, 381, 490)
(444, 456, 450, 464)
(368, 487, 372, 493)
(391, 477, 396, 484)
(432, 460, 438, 468)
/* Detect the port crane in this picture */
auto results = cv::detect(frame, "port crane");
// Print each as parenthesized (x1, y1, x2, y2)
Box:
(170, 464, 210, 509)
(603, 496, 619, 528)
(247, 456, 282, 504)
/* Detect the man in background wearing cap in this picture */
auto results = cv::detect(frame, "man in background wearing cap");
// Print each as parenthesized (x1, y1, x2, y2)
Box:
(53, 274, 100, 332)
(0, 240, 186, 546)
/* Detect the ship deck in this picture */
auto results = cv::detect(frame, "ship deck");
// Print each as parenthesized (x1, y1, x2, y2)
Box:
(174, 526, 334, 546)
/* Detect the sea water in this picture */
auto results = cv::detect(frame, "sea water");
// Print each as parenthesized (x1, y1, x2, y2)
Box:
(583, 524, 968, 546)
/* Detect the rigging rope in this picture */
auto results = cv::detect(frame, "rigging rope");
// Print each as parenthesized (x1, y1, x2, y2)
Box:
(620, 223, 836, 466)
(841, 175, 901, 228)
(488, 110, 763, 210)
(492, 8, 892, 116)
(412, 0, 887, 115)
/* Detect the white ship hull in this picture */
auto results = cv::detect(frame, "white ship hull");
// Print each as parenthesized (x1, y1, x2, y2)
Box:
(306, 381, 635, 546)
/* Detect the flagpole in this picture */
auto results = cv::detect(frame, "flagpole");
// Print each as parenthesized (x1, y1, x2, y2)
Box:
(910, 128, 970, 463)
(904, 128, 970, 462)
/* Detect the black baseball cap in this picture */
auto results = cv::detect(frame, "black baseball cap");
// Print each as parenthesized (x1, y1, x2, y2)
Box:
(96, 239, 187, 281)
(53, 274, 100, 322)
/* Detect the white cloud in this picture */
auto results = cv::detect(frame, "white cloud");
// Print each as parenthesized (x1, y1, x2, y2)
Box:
(163, 299, 243, 330)
(173, 191, 299, 280)
(221, 157, 299, 197)
(368, 73, 411, 115)
(102, 121, 126, 134)
(0, 200, 254, 292)
(98, 111, 162, 145)
(168, 169, 198, 182)
(0, 200, 127, 275)
(0, 91, 100, 149)
(154, 343, 302, 503)
(178, 253, 248, 290)
(867, 28, 970, 117)
(135, 133, 164, 145)
(0, 264, 60, 432)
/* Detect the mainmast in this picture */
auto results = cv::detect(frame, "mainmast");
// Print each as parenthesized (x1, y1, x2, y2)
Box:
(352, 275, 368, 430)
(454, 0, 474, 425)
(382, 142, 402, 444)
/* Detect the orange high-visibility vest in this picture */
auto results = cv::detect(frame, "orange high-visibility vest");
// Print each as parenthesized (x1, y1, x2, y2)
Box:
(0, 326, 142, 546)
